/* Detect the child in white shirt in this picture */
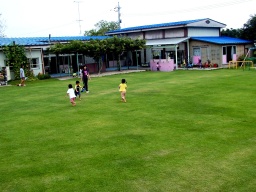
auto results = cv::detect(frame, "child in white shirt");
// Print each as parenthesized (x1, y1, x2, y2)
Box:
(66, 84, 76, 106)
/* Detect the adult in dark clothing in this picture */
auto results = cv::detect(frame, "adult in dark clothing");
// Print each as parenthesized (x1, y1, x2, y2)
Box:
(81, 65, 90, 93)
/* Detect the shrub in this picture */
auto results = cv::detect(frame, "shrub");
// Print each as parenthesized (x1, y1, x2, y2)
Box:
(246, 57, 256, 64)
(37, 73, 51, 80)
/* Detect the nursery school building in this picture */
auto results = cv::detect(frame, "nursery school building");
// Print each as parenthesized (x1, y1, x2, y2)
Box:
(0, 18, 254, 80)
(106, 18, 253, 71)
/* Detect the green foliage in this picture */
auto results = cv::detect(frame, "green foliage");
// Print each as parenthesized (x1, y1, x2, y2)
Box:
(237, 55, 256, 64)
(37, 73, 51, 80)
(237, 54, 246, 61)
(221, 14, 256, 41)
(84, 20, 119, 36)
(221, 28, 242, 38)
(246, 57, 256, 64)
(49, 37, 146, 72)
(2, 43, 34, 80)
(240, 14, 256, 41)
(0, 70, 256, 191)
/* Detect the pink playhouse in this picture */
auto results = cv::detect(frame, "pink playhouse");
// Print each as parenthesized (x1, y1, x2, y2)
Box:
(150, 59, 176, 72)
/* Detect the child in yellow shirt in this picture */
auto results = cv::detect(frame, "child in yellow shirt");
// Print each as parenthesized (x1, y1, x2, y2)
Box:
(119, 79, 127, 102)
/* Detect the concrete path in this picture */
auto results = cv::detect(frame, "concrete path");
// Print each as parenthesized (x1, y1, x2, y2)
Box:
(57, 70, 146, 80)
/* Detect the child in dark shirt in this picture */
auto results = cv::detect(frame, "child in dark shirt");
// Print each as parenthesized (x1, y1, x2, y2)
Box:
(74, 80, 82, 100)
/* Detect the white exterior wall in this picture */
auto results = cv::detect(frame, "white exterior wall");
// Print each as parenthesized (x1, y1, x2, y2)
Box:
(0, 52, 6, 69)
(25, 49, 43, 76)
(165, 28, 185, 38)
(128, 32, 143, 39)
(129, 28, 218, 40)
(0, 49, 43, 79)
(187, 20, 226, 28)
(0, 53, 15, 80)
(188, 28, 219, 37)
(145, 31, 163, 39)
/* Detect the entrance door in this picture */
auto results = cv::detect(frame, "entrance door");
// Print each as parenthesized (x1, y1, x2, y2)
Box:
(193, 48, 201, 64)
(222, 46, 236, 64)
(227, 46, 232, 62)
(222, 46, 227, 64)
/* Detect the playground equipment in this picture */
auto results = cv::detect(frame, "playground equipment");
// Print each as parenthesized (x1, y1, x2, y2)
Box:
(228, 60, 254, 70)
(238, 47, 256, 70)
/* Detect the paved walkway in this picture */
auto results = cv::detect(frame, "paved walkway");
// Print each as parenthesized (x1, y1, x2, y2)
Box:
(177, 67, 222, 71)
(57, 69, 146, 80)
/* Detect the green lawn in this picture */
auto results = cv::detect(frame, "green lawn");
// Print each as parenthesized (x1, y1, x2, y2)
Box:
(0, 69, 255, 192)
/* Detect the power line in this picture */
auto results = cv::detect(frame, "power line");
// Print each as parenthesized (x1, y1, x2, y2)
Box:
(123, 0, 253, 17)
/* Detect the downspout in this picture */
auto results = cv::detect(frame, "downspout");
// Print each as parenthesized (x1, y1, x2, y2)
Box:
(136, 50, 138, 70)
(175, 45, 178, 70)
(76, 52, 79, 75)
(40, 48, 45, 74)
(68, 54, 70, 76)
(56, 53, 59, 76)
(187, 39, 190, 64)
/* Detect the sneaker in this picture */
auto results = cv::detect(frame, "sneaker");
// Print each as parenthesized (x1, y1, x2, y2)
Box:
(81, 88, 85, 92)
(86, 91, 89, 93)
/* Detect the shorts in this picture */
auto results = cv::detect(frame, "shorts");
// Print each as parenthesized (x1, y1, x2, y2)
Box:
(75, 91, 80, 96)
(70, 98, 75, 103)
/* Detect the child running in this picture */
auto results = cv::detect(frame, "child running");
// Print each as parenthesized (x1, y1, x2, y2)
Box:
(74, 80, 82, 100)
(66, 84, 76, 106)
(119, 79, 127, 102)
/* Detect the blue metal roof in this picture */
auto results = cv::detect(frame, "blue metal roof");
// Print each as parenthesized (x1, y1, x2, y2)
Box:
(106, 18, 216, 34)
(0, 36, 109, 46)
(0, 35, 251, 47)
(190, 36, 252, 44)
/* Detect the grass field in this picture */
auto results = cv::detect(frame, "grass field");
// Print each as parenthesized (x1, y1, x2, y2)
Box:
(0, 69, 255, 192)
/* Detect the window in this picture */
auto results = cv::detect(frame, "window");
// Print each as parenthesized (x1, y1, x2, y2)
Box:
(223, 47, 227, 55)
(152, 50, 161, 59)
(28, 58, 40, 69)
(232, 46, 236, 54)
(4, 60, 13, 70)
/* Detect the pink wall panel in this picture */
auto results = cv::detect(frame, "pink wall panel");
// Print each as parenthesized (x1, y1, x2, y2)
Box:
(232, 54, 237, 61)
(193, 56, 201, 64)
(150, 59, 175, 72)
(222, 55, 227, 64)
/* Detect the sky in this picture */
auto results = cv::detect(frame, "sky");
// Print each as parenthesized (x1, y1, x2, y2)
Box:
(0, 0, 255, 38)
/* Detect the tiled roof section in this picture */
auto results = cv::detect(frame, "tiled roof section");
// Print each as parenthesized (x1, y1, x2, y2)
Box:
(191, 36, 252, 44)
(106, 18, 208, 34)
(0, 36, 108, 46)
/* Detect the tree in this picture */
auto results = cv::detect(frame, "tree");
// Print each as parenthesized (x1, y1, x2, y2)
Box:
(240, 14, 256, 41)
(84, 39, 108, 73)
(84, 20, 119, 36)
(221, 15, 256, 42)
(221, 28, 242, 38)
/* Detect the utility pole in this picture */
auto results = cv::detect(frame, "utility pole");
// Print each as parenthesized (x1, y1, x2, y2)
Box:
(48, 34, 51, 62)
(74, 1, 83, 35)
(114, 2, 121, 29)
